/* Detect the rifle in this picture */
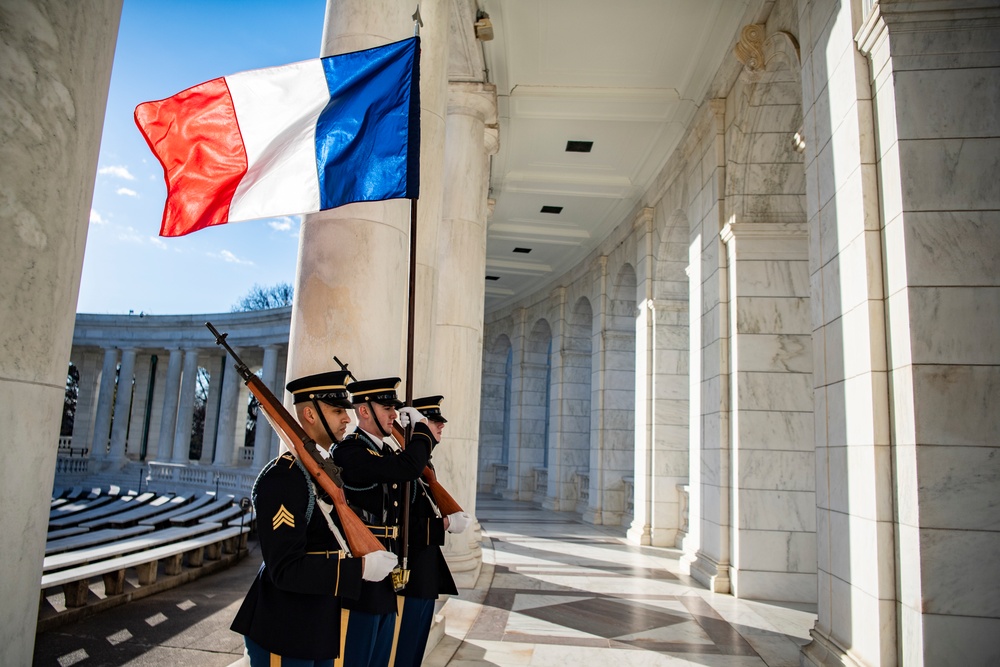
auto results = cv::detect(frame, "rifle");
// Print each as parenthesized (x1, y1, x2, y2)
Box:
(334, 357, 464, 516)
(333, 355, 417, 591)
(206, 323, 384, 557)
(389, 422, 463, 516)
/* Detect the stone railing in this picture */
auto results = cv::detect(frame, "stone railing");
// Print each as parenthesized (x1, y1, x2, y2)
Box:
(146, 461, 257, 498)
(57, 436, 89, 458)
(237, 447, 255, 464)
(55, 456, 90, 475)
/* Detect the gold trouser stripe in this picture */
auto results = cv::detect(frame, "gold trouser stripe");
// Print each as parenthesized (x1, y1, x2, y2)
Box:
(387, 595, 405, 667)
(334, 608, 350, 667)
(271, 652, 281, 667)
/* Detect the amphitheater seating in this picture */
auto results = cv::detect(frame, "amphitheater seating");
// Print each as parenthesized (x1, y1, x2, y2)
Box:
(49, 492, 154, 529)
(45, 526, 155, 555)
(40, 486, 253, 613)
(41, 525, 247, 607)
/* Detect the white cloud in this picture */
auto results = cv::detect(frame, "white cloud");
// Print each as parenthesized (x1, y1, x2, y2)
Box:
(268, 216, 295, 232)
(116, 187, 139, 197)
(211, 249, 255, 266)
(98, 165, 136, 180)
(89, 208, 107, 225)
(149, 237, 168, 249)
(117, 226, 145, 243)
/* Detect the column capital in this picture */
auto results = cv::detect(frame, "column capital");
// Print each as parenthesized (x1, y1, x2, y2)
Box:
(447, 81, 498, 124)
(720, 221, 808, 261)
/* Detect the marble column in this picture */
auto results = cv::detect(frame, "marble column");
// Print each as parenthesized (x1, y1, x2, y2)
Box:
(270, 350, 288, 459)
(107, 347, 137, 460)
(0, 0, 122, 661)
(798, 1, 895, 664)
(544, 286, 571, 512)
(587, 257, 609, 524)
(506, 307, 546, 500)
(684, 99, 733, 593)
(171, 348, 199, 463)
(200, 354, 225, 464)
(631, 210, 655, 545)
(90, 347, 119, 460)
(253, 344, 280, 470)
(429, 81, 497, 584)
(142, 352, 167, 460)
(214, 352, 242, 467)
(288, 0, 448, 385)
(71, 350, 102, 456)
(837, 4, 1000, 666)
(128, 353, 154, 459)
(720, 222, 815, 603)
(155, 348, 183, 461)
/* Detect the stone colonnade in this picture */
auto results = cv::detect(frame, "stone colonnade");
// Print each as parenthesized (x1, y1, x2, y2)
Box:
(479, 1, 1000, 666)
(66, 310, 291, 473)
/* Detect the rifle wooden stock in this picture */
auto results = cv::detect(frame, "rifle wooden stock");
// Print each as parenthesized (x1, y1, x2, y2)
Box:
(390, 424, 463, 516)
(207, 323, 384, 557)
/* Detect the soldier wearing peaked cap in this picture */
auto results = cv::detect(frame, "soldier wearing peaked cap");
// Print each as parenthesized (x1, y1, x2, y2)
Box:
(332, 377, 435, 667)
(392, 395, 471, 667)
(230, 371, 398, 666)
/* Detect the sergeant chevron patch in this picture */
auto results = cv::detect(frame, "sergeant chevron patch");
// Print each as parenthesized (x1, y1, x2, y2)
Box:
(272, 504, 295, 530)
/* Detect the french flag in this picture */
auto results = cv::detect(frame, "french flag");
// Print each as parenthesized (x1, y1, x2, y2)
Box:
(135, 38, 420, 237)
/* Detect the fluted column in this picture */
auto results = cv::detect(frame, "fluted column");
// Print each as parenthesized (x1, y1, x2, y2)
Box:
(90, 347, 119, 460)
(171, 348, 199, 463)
(428, 82, 497, 585)
(253, 344, 280, 469)
(155, 348, 183, 460)
(0, 1, 123, 660)
(214, 350, 242, 466)
(288, 0, 448, 385)
(107, 347, 136, 460)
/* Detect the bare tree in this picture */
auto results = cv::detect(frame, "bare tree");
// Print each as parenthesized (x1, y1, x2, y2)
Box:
(231, 282, 294, 311)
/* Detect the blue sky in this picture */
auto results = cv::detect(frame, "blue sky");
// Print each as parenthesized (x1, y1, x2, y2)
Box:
(78, 0, 327, 315)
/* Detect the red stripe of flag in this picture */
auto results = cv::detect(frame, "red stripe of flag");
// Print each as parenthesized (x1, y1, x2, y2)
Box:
(134, 78, 248, 237)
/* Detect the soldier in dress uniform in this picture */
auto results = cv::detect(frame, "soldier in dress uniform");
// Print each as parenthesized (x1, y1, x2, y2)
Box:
(393, 395, 471, 667)
(231, 371, 398, 667)
(332, 377, 434, 667)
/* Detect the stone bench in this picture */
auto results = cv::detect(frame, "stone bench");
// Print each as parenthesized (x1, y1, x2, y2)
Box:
(137, 492, 216, 527)
(99, 494, 191, 529)
(40, 524, 247, 608)
(49, 492, 154, 529)
(168, 496, 236, 526)
(45, 525, 155, 555)
(43, 523, 223, 572)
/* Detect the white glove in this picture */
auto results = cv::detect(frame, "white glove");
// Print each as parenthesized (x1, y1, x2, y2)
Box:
(446, 511, 472, 534)
(397, 406, 425, 428)
(361, 550, 398, 582)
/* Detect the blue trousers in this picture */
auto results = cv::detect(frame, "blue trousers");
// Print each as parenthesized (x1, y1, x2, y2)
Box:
(336, 609, 398, 667)
(245, 636, 334, 667)
(392, 597, 435, 667)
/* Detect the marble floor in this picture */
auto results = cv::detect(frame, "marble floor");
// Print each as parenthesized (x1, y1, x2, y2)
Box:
(425, 496, 817, 667)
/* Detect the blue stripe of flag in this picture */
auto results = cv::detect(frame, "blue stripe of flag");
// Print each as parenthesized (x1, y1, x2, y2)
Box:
(316, 37, 420, 210)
